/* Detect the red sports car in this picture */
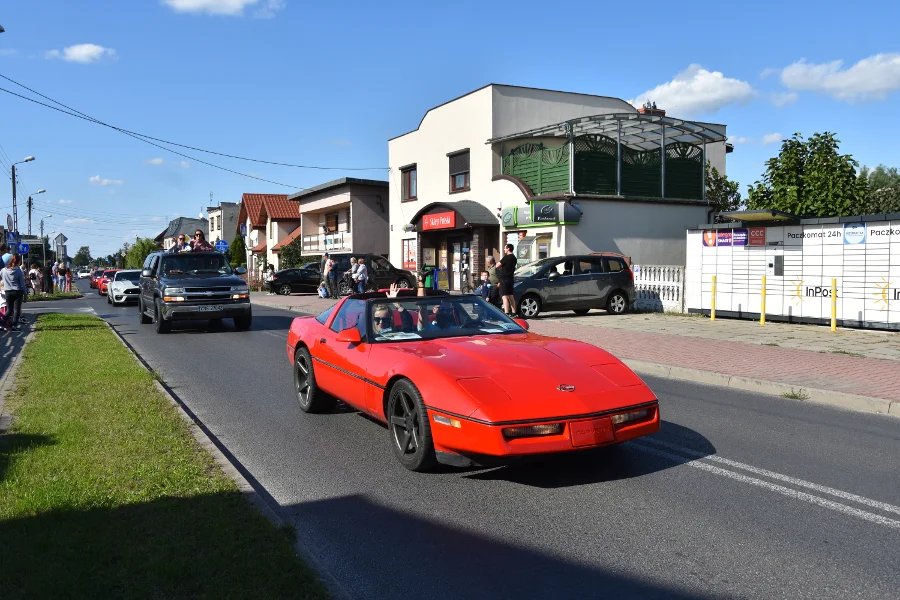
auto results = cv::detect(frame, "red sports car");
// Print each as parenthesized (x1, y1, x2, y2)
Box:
(90, 269, 104, 289)
(98, 269, 119, 296)
(286, 290, 659, 471)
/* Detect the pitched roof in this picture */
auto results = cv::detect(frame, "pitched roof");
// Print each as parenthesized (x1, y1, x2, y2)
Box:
(250, 241, 267, 254)
(155, 217, 208, 241)
(238, 193, 268, 228)
(287, 178, 388, 202)
(260, 194, 300, 221)
(271, 226, 303, 253)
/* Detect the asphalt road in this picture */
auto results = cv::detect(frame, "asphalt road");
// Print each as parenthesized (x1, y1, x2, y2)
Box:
(34, 281, 900, 599)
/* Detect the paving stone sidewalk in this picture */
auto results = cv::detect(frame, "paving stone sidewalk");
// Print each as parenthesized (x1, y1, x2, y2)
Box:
(251, 292, 900, 405)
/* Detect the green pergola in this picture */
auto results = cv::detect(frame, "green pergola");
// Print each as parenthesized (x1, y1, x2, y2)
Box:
(489, 112, 727, 200)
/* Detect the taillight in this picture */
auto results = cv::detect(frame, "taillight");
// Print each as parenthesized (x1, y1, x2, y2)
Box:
(627, 267, 634, 281)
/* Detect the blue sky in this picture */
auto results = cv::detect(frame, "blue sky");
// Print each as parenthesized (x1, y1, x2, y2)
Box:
(1, 0, 899, 258)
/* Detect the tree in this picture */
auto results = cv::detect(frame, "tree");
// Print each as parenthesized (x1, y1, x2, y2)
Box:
(706, 161, 742, 219)
(278, 236, 318, 269)
(747, 132, 865, 217)
(73, 246, 93, 266)
(862, 164, 900, 191)
(125, 238, 159, 269)
(864, 186, 900, 214)
(229, 234, 246, 266)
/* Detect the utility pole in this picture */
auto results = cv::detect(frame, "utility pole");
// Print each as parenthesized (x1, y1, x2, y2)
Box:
(40, 219, 45, 264)
(27, 196, 32, 236)
(11, 164, 17, 240)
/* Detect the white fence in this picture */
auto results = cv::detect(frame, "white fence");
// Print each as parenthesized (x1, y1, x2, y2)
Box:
(633, 265, 685, 312)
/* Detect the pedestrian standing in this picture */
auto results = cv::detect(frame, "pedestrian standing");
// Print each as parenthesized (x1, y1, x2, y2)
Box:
(320, 252, 329, 275)
(353, 257, 368, 293)
(65, 267, 74, 292)
(42, 261, 53, 294)
(326, 258, 340, 299)
(498, 243, 518, 317)
(28, 263, 40, 298)
(486, 256, 501, 307)
(51, 261, 59, 291)
(1, 255, 28, 330)
(264, 265, 276, 295)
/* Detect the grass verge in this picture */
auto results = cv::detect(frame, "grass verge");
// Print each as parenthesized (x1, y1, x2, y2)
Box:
(0, 314, 328, 599)
(26, 291, 83, 301)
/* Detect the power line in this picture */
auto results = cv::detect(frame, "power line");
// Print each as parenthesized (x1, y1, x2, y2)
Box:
(0, 72, 388, 171)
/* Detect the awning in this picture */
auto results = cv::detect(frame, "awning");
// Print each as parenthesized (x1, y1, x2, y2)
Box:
(410, 200, 499, 228)
(272, 227, 302, 253)
(250, 241, 267, 254)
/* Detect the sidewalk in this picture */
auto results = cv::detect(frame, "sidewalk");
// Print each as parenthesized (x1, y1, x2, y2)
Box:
(250, 292, 900, 416)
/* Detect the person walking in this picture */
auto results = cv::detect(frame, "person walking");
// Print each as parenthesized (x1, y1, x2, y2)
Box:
(42, 261, 54, 294)
(353, 257, 368, 293)
(498, 244, 518, 317)
(2, 255, 28, 330)
(28, 263, 41, 299)
(264, 265, 276, 295)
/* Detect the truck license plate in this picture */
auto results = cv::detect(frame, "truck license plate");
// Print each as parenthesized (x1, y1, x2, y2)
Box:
(198, 305, 223, 312)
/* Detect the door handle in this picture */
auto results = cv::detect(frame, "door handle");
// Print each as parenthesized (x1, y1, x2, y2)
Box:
(319, 338, 327, 344)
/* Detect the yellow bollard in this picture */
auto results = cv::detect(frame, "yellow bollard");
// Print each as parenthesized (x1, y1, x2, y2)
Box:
(711, 275, 716, 321)
(760, 275, 766, 326)
(831, 278, 837, 332)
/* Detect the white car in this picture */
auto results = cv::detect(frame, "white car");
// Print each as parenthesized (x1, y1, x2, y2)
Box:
(78, 269, 91, 279)
(107, 270, 141, 306)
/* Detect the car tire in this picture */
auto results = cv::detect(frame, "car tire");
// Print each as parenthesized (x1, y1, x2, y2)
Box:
(396, 277, 411, 289)
(573, 309, 590, 316)
(278, 284, 292, 296)
(154, 299, 171, 334)
(139, 298, 153, 324)
(107, 294, 112, 304)
(607, 291, 628, 315)
(338, 280, 352, 296)
(294, 347, 335, 413)
(518, 294, 542, 318)
(387, 379, 437, 472)
(234, 313, 252, 331)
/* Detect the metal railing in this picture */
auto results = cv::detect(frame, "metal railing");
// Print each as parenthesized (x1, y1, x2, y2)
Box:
(302, 232, 352, 253)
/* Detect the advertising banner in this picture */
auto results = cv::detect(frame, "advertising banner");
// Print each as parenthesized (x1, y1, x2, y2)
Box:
(732, 229, 749, 246)
(702, 230, 717, 246)
(749, 227, 766, 246)
(422, 211, 456, 231)
(843, 223, 866, 245)
(716, 231, 733, 247)
(530, 201, 559, 223)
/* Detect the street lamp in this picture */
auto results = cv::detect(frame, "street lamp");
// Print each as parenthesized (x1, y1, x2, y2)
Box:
(11, 156, 36, 246)
(28, 188, 46, 235)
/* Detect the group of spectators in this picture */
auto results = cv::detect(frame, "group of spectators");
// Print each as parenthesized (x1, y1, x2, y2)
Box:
(170, 229, 215, 253)
(479, 244, 518, 316)
(318, 252, 368, 298)
(0, 242, 75, 331)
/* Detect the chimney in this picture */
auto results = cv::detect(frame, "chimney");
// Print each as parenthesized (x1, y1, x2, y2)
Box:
(637, 100, 666, 117)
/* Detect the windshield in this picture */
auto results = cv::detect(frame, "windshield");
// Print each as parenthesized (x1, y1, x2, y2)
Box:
(160, 254, 233, 277)
(103, 271, 117, 278)
(514, 257, 555, 278)
(368, 295, 525, 342)
(114, 271, 140, 282)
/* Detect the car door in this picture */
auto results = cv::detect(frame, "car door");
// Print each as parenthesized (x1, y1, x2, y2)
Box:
(540, 259, 580, 310)
(313, 298, 370, 410)
(141, 255, 160, 307)
(368, 255, 394, 289)
(604, 256, 632, 301)
(298, 264, 321, 290)
(577, 257, 611, 308)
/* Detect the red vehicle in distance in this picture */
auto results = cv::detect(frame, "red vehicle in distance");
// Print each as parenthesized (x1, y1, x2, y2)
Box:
(90, 269, 105, 289)
(98, 269, 120, 296)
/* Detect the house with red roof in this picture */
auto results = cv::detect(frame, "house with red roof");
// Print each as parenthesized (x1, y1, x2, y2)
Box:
(236, 193, 302, 273)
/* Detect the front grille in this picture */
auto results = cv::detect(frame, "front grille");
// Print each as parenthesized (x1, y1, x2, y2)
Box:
(123, 288, 139, 295)
(185, 294, 233, 302)
(185, 286, 230, 293)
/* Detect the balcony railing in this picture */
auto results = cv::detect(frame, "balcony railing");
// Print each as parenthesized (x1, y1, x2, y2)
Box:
(302, 232, 352, 253)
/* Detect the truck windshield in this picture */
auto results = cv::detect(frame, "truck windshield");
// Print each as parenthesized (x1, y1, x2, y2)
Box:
(160, 254, 233, 276)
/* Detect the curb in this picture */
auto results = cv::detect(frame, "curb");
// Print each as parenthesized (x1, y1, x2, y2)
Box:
(0, 330, 36, 434)
(624, 359, 899, 418)
(103, 320, 353, 600)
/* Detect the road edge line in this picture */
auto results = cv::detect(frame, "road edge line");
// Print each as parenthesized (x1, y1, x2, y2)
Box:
(103, 319, 354, 600)
(624, 359, 896, 418)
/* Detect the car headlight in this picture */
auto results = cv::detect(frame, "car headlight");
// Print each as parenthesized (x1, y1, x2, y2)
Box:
(230, 285, 249, 293)
(164, 287, 185, 295)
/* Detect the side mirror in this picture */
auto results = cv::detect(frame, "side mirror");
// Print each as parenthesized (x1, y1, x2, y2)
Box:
(141, 269, 153, 277)
(336, 327, 362, 344)
(514, 318, 530, 330)
(547, 271, 560, 281)
(235, 266, 247, 275)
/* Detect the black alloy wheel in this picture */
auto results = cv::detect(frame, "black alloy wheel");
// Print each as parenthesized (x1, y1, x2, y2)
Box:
(154, 300, 171, 334)
(387, 379, 437, 472)
(396, 278, 411, 289)
(278, 284, 292, 296)
(607, 292, 628, 315)
(294, 347, 334, 413)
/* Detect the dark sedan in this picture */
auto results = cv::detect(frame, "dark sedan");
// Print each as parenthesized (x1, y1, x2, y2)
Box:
(271, 263, 321, 295)
(513, 254, 635, 318)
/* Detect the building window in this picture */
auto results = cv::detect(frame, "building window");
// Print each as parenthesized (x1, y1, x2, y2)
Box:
(326, 212, 338, 232)
(402, 238, 417, 270)
(401, 166, 417, 201)
(448, 149, 470, 193)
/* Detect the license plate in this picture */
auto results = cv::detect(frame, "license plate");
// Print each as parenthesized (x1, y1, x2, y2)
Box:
(198, 305, 223, 312)
(569, 417, 615, 448)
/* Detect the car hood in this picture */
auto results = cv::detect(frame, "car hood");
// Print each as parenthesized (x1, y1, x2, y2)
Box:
(159, 274, 246, 287)
(387, 333, 655, 422)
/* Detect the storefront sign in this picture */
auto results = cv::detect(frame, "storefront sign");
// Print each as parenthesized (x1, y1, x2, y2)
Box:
(749, 227, 766, 246)
(501, 207, 516, 228)
(702, 230, 717, 246)
(732, 229, 748, 246)
(716, 231, 733, 247)
(422, 211, 456, 230)
(437, 269, 450, 290)
(843, 223, 866, 245)
(530, 201, 558, 223)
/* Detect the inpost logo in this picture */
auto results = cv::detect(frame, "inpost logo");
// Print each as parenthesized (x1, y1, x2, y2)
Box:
(873, 278, 898, 311)
(790, 279, 804, 307)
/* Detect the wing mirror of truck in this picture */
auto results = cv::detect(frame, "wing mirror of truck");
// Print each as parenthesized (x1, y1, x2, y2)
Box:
(141, 269, 153, 278)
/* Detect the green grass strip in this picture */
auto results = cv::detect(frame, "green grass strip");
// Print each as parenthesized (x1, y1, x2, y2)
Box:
(0, 314, 328, 599)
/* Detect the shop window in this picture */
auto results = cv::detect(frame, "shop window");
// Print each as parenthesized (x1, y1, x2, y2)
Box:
(401, 166, 417, 201)
(402, 238, 417, 270)
(449, 150, 470, 193)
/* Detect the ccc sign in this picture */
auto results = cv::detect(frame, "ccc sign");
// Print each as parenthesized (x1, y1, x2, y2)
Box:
(749, 227, 766, 246)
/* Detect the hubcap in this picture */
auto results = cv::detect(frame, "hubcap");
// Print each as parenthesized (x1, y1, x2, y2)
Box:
(611, 295, 625, 313)
(521, 297, 538, 317)
(390, 390, 419, 456)
(397, 279, 410, 289)
(295, 355, 310, 404)
(280, 285, 291, 295)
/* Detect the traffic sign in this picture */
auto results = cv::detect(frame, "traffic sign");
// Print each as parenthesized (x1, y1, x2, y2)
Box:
(5, 231, 16, 244)
(6, 214, 12, 231)
(215, 239, 229, 252)
(18, 243, 29, 255)
(240, 223, 247, 236)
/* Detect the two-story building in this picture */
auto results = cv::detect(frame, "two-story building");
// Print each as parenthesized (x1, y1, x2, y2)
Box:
(237, 193, 267, 272)
(388, 84, 728, 291)
(286, 177, 390, 258)
(207, 201, 240, 245)
(236, 193, 303, 273)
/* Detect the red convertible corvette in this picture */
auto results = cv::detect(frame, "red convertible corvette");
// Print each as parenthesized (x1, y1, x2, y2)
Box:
(286, 290, 659, 471)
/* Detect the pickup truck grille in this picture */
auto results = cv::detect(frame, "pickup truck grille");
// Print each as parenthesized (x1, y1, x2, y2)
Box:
(185, 286, 231, 293)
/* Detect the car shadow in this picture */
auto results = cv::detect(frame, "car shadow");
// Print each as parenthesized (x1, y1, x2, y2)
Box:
(461, 420, 714, 489)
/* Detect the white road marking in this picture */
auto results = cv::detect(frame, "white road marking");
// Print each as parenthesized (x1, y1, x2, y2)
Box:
(631, 442, 900, 530)
(640, 437, 900, 517)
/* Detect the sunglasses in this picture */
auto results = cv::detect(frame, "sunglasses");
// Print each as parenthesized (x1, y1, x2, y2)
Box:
(374, 317, 392, 325)
(194, 233, 203, 238)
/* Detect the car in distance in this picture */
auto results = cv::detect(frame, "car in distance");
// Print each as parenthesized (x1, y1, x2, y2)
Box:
(286, 290, 659, 471)
(324, 253, 414, 296)
(513, 254, 635, 318)
(98, 269, 120, 296)
(138, 251, 250, 334)
(90, 269, 105, 289)
(107, 269, 141, 306)
(271, 262, 321, 295)
(77, 268, 91, 279)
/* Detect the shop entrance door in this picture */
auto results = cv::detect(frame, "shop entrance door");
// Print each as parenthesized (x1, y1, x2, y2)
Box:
(447, 236, 470, 291)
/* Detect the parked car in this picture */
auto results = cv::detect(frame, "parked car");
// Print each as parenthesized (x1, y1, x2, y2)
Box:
(77, 269, 91, 279)
(513, 254, 635, 318)
(90, 269, 104, 289)
(323, 253, 414, 295)
(107, 269, 141, 306)
(271, 262, 320, 295)
(138, 251, 250, 334)
(98, 269, 120, 296)
(286, 289, 659, 471)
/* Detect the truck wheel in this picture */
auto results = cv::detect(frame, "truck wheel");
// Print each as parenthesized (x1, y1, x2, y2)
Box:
(139, 298, 153, 324)
(154, 300, 171, 334)
(234, 313, 252, 331)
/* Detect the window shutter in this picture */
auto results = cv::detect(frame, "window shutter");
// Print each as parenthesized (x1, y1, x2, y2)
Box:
(449, 150, 470, 176)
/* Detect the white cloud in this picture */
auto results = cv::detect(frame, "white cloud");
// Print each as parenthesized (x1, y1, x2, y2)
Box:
(180, 161, 191, 168)
(770, 91, 799, 107)
(145, 157, 165, 165)
(0, 49, 17, 57)
(630, 64, 755, 116)
(45, 43, 116, 64)
(727, 136, 752, 145)
(162, 0, 285, 17)
(58, 199, 73, 205)
(779, 53, 900, 102)
(64, 218, 94, 224)
(762, 133, 783, 145)
(760, 67, 779, 79)
(89, 175, 123, 186)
